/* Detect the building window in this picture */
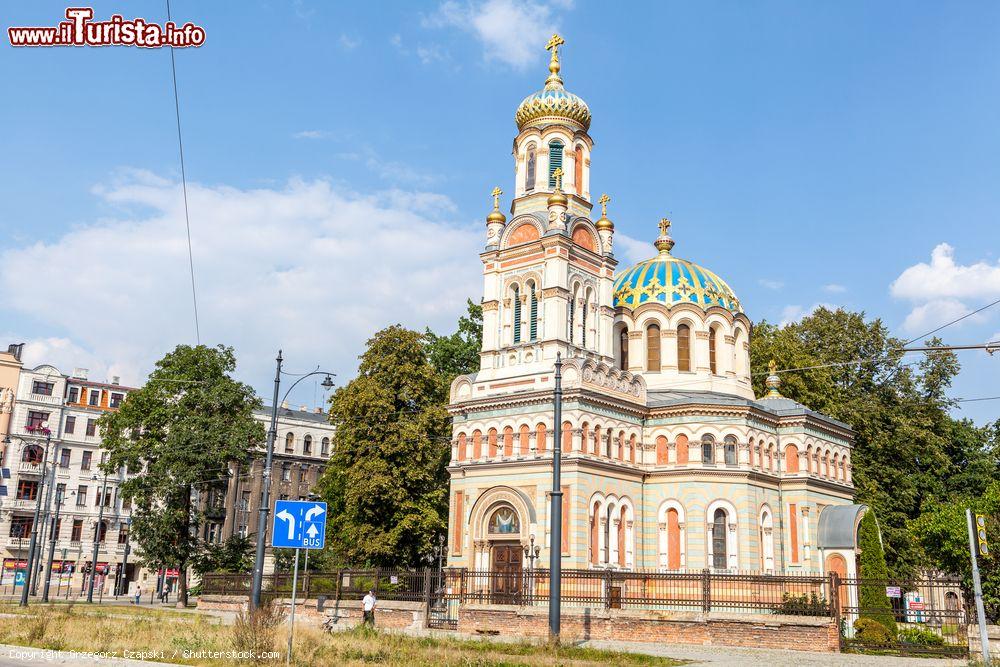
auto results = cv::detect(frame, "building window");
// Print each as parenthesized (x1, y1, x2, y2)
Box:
(65, 416, 76, 434)
(712, 509, 728, 570)
(88, 391, 100, 407)
(724, 436, 737, 466)
(529, 284, 538, 341)
(525, 144, 536, 191)
(709, 325, 718, 374)
(281, 463, 291, 481)
(32, 380, 54, 396)
(646, 324, 661, 371)
(118, 524, 129, 544)
(110, 393, 123, 408)
(677, 324, 692, 372)
(321, 437, 330, 456)
(10, 516, 33, 538)
(285, 433, 294, 453)
(567, 298, 575, 343)
(240, 490, 250, 511)
(547, 141, 564, 187)
(26, 411, 49, 430)
(67, 387, 79, 403)
(16, 480, 39, 500)
(21, 445, 43, 463)
(701, 435, 715, 464)
(303, 435, 312, 455)
(59, 448, 71, 468)
(71, 519, 83, 541)
(81, 451, 92, 470)
(85, 419, 96, 437)
(581, 297, 588, 347)
(619, 329, 629, 371)
(512, 285, 521, 344)
(96, 521, 108, 543)
(76, 485, 87, 506)
(574, 144, 584, 195)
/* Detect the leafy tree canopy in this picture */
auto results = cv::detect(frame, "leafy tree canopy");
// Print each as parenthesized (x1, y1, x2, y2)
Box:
(425, 299, 483, 383)
(99, 344, 264, 605)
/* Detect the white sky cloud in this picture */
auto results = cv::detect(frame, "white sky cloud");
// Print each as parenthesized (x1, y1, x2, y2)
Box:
(823, 283, 846, 293)
(758, 278, 783, 290)
(426, 0, 561, 69)
(338, 33, 361, 51)
(780, 302, 837, 327)
(293, 130, 331, 140)
(614, 232, 650, 267)
(0, 171, 481, 403)
(890, 243, 1000, 334)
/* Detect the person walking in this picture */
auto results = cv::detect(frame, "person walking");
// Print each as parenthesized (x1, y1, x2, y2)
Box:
(133, 584, 142, 606)
(160, 580, 171, 604)
(362, 589, 377, 627)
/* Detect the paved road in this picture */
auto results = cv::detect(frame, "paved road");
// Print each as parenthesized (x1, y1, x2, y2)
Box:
(0, 645, 182, 667)
(583, 639, 966, 666)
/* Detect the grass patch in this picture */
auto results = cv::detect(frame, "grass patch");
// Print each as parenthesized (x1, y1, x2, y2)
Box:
(0, 605, 686, 666)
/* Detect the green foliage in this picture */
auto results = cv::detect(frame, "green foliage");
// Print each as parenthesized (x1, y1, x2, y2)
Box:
(774, 592, 830, 616)
(912, 481, 1000, 621)
(98, 344, 265, 604)
(897, 627, 945, 647)
(191, 533, 256, 576)
(317, 326, 451, 567)
(852, 617, 894, 645)
(857, 511, 897, 634)
(425, 299, 483, 382)
(750, 308, 997, 579)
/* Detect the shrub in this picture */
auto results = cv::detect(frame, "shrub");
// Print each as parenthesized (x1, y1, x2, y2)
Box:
(897, 626, 945, 647)
(232, 600, 285, 664)
(853, 617, 894, 645)
(775, 592, 831, 616)
(857, 511, 897, 634)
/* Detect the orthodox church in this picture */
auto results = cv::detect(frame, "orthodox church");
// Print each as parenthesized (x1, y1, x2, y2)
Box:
(446, 36, 863, 582)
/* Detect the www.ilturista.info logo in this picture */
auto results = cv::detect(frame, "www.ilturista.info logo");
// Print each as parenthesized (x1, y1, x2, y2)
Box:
(8, 7, 205, 48)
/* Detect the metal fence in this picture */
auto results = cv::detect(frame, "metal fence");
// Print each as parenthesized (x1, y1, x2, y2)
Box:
(201, 568, 431, 603)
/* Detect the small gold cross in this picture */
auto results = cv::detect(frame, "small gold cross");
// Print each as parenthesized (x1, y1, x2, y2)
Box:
(599, 193, 610, 217)
(659, 217, 671, 235)
(491, 186, 502, 209)
(552, 167, 563, 190)
(546, 34, 565, 54)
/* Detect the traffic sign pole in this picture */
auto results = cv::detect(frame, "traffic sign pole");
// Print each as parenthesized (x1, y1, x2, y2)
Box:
(286, 548, 299, 667)
(966, 508, 990, 662)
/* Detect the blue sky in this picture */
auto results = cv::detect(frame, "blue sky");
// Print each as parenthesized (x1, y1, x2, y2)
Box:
(1, 1, 998, 421)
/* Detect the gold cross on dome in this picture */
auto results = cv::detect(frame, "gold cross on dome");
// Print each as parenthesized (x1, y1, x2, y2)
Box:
(659, 217, 672, 235)
(546, 34, 565, 55)
(491, 186, 502, 209)
(599, 193, 610, 216)
(552, 167, 564, 190)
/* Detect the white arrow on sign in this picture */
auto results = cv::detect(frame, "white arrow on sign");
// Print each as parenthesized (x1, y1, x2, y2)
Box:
(306, 524, 319, 538)
(305, 504, 325, 522)
(276, 509, 296, 540)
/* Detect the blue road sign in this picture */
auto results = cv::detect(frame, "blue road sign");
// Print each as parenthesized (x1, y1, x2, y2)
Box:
(14, 571, 26, 586)
(271, 500, 327, 549)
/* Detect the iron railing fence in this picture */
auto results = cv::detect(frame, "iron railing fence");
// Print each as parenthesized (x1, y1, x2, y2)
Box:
(202, 568, 432, 603)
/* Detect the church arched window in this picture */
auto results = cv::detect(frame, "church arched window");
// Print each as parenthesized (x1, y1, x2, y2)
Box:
(525, 144, 536, 192)
(677, 324, 692, 372)
(548, 141, 564, 187)
(581, 293, 589, 348)
(708, 325, 718, 374)
(701, 434, 715, 464)
(512, 285, 521, 344)
(574, 144, 584, 195)
(529, 283, 538, 340)
(567, 287, 576, 343)
(646, 324, 660, 371)
(619, 328, 629, 370)
(712, 508, 728, 570)
(487, 505, 519, 535)
(724, 435, 737, 465)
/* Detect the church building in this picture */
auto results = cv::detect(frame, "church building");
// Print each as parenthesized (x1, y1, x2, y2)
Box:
(446, 36, 864, 584)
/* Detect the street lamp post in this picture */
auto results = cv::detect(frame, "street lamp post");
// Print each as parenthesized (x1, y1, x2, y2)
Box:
(31, 434, 58, 597)
(117, 517, 132, 596)
(86, 471, 110, 603)
(19, 427, 53, 607)
(250, 351, 333, 610)
(547, 353, 563, 641)
(42, 486, 71, 602)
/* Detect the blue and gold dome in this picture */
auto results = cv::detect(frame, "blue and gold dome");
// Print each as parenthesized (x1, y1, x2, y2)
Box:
(613, 220, 742, 313)
(515, 34, 591, 131)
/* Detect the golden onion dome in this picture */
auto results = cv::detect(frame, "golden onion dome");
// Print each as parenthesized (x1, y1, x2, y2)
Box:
(595, 193, 614, 231)
(515, 34, 591, 132)
(487, 186, 507, 224)
(547, 188, 568, 207)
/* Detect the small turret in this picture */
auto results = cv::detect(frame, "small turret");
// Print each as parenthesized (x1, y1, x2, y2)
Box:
(546, 167, 568, 231)
(486, 186, 507, 247)
(595, 193, 614, 255)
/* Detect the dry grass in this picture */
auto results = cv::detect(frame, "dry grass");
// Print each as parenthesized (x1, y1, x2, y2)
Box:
(0, 604, 686, 666)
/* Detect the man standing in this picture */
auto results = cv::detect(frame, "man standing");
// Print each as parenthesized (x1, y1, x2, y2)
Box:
(134, 583, 142, 606)
(362, 589, 376, 627)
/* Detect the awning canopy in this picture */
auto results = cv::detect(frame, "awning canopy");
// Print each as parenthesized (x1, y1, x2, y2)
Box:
(817, 504, 868, 549)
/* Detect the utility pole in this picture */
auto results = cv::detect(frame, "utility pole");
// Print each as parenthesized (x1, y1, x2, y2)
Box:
(86, 471, 110, 603)
(20, 427, 52, 607)
(547, 353, 563, 642)
(117, 518, 132, 596)
(31, 432, 58, 596)
(252, 351, 282, 610)
(966, 509, 991, 662)
(42, 486, 68, 602)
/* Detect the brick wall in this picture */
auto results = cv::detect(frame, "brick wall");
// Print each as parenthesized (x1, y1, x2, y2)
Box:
(458, 604, 840, 652)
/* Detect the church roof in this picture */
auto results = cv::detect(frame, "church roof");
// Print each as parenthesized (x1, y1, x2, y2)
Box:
(646, 389, 852, 431)
(514, 34, 591, 132)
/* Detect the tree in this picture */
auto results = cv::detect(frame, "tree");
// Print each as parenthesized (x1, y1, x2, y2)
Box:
(425, 299, 483, 383)
(316, 326, 451, 566)
(192, 533, 256, 576)
(912, 480, 1000, 621)
(857, 510, 897, 634)
(99, 344, 264, 606)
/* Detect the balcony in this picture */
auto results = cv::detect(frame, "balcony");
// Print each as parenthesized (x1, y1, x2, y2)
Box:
(5, 498, 39, 511)
(17, 461, 44, 476)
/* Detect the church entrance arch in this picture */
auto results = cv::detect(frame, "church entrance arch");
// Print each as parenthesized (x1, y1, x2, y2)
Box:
(485, 504, 523, 603)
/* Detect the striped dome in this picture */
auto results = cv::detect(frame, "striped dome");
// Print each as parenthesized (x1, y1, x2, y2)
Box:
(613, 255, 742, 313)
(515, 87, 591, 131)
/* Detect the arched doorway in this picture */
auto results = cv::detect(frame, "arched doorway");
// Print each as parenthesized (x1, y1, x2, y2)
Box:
(826, 553, 849, 607)
(486, 505, 522, 603)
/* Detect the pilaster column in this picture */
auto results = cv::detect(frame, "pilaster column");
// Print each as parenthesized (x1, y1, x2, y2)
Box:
(801, 506, 811, 566)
